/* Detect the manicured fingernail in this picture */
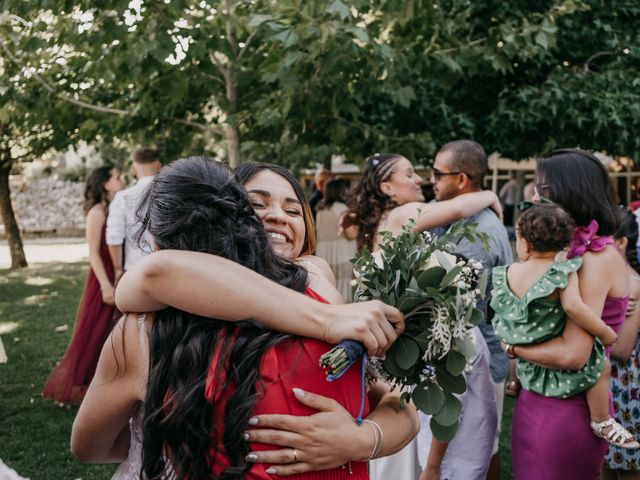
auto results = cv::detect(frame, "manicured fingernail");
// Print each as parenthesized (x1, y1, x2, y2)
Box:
(246, 453, 258, 461)
(243, 432, 250, 440)
(248, 417, 259, 425)
(293, 387, 305, 397)
(266, 467, 277, 474)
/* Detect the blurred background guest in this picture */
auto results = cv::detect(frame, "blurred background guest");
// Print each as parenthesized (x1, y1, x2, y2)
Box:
(43, 165, 124, 404)
(309, 167, 333, 220)
(315, 178, 357, 300)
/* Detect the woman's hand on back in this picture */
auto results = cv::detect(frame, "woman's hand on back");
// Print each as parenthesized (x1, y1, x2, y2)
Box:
(321, 301, 404, 357)
(244, 388, 373, 475)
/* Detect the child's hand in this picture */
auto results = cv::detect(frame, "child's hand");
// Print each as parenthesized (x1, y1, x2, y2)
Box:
(600, 326, 618, 346)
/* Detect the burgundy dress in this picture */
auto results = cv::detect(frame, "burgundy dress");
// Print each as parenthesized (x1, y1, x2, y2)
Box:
(43, 223, 117, 404)
(511, 225, 628, 479)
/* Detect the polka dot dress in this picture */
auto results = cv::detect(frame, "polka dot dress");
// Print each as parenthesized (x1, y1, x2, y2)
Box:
(491, 258, 606, 397)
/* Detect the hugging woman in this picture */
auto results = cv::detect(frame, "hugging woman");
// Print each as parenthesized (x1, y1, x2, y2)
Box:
(71, 157, 417, 479)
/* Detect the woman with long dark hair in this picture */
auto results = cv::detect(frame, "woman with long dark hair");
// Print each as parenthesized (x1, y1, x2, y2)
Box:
(506, 149, 631, 479)
(71, 157, 413, 478)
(43, 165, 123, 404)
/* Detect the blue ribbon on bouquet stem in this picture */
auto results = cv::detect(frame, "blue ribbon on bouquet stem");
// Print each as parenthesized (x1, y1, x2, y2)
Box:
(320, 340, 368, 425)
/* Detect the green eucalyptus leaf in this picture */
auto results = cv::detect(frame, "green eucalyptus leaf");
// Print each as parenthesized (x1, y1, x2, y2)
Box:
(469, 308, 484, 326)
(417, 266, 447, 289)
(430, 417, 460, 442)
(440, 265, 462, 289)
(412, 381, 445, 415)
(398, 295, 425, 313)
(395, 337, 420, 369)
(434, 392, 462, 426)
(478, 269, 489, 297)
(383, 348, 414, 378)
(445, 350, 467, 376)
(435, 367, 467, 394)
(412, 330, 430, 349)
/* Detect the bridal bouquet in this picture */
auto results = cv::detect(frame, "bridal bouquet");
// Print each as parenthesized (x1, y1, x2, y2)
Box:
(320, 220, 488, 441)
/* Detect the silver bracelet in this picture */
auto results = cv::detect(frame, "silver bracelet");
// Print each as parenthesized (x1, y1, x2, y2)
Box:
(362, 419, 384, 460)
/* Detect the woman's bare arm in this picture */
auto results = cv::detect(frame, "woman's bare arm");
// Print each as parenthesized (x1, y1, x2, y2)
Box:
(116, 251, 403, 357)
(560, 271, 617, 345)
(388, 190, 502, 234)
(71, 314, 147, 462)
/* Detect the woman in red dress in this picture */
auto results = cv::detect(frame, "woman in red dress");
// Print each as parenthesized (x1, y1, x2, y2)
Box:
(43, 165, 123, 404)
(72, 157, 415, 478)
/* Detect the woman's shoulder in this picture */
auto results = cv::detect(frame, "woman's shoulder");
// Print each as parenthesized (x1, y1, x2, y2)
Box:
(387, 202, 425, 226)
(113, 313, 153, 363)
(86, 203, 107, 224)
(581, 243, 626, 268)
(297, 255, 344, 304)
(580, 245, 628, 294)
(87, 203, 106, 216)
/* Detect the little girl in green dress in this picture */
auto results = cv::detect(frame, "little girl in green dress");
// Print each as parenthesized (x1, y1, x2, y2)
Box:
(491, 203, 639, 449)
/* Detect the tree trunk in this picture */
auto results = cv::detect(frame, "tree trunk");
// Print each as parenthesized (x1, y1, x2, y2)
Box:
(223, 2, 242, 168)
(223, 50, 242, 168)
(0, 158, 27, 269)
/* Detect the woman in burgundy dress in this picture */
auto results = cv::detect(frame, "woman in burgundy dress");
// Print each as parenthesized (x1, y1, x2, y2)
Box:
(507, 149, 630, 479)
(43, 165, 124, 404)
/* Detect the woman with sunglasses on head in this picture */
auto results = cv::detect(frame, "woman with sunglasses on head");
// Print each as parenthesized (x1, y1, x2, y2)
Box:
(504, 149, 632, 479)
(86, 159, 418, 478)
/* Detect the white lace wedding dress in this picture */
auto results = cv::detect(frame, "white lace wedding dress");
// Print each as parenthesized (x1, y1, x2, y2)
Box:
(111, 410, 143, 480)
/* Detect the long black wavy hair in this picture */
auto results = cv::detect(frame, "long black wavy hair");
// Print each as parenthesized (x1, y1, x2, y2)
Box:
(137, 157, 308, 479)
(348, 153, 404, 251)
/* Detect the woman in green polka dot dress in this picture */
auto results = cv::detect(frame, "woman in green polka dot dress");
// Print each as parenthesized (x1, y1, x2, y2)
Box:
(491, 204, 639, 448)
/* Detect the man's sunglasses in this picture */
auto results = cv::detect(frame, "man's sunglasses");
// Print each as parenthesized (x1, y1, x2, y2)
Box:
(431, 168, 473, 180)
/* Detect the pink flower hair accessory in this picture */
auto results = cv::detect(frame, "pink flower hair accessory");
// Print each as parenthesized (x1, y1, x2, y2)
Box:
(566, 219, 615, 259)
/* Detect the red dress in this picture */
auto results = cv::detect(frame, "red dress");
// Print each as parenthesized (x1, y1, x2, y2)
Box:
(43, 223, 117, 404)
(208, 288, 370, 479)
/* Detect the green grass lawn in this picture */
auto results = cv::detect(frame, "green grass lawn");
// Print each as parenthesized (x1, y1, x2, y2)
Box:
(0, 261, 515, 479)
(0, 262, 115, 480)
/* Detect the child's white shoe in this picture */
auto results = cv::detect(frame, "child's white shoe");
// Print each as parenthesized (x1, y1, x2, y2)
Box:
(590, 417, 640, 449)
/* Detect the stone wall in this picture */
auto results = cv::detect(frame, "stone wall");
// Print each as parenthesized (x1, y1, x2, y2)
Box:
(2, 177, 85, 237)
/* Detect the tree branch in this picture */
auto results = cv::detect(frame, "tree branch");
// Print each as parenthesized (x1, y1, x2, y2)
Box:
(172, 118, 224, 136)
(208, 51, 228, 76)
(237, 29, 257, 61)
(583, 51, 617, 73)
(430, 36, 487, 56)
(0, 40, 131, 116)
(224, 0, 239, 55)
